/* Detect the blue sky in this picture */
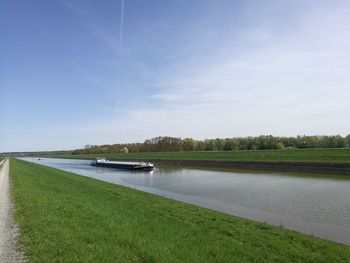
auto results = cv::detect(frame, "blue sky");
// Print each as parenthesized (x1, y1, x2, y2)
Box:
(1, 0, 349, 152)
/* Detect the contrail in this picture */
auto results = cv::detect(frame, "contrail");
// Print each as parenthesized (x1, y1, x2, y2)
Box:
(116, 0, 125, 111)
(119, 0, 125, 47)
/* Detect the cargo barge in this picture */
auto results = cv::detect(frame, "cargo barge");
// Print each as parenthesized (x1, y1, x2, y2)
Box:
(91, 158, 154, 171)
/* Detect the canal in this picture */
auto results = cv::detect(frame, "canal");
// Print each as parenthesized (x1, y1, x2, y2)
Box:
(20, 157, 350, 244)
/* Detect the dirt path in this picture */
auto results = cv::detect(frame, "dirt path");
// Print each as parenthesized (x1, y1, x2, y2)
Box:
(0, 159, 23, 262)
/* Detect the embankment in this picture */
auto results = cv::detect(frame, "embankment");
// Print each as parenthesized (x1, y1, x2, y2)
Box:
(112, 159, 350, 174)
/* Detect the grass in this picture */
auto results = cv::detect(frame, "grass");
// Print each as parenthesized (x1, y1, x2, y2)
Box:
(53, 148, 350, 163)
(10, 159, 350, 262)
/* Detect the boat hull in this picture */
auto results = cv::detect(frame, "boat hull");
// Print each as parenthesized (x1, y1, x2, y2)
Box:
(91, 161, 153, 171)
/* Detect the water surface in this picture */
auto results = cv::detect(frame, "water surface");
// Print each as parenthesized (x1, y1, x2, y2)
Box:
(20, 157, 350, 245)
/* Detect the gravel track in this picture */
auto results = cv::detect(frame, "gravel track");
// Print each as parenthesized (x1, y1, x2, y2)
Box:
(0, 159, 24, 262)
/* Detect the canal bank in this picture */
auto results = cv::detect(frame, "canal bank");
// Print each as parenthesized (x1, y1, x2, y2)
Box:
(114, 159, 350, 174)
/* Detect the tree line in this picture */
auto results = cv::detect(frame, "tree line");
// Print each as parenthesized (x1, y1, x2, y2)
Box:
(71, 135, 350, 155)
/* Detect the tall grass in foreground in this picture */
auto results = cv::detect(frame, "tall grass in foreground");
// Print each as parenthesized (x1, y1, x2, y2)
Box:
(10, 159, 350, 262)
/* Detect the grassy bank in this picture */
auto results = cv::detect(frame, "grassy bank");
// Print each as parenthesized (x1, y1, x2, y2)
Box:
(52, 148, 350, 163)
(10, 159, 350, 262)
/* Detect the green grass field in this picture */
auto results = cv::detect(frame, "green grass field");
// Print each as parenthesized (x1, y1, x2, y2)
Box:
(10, 159, 350, 262)
(54, 148, 350, 163)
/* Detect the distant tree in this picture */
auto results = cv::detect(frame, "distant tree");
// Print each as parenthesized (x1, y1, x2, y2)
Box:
(346, 135, 350, 147)
(214, 138, 224, 151)
(223, 138, 239, 151)
(158, 137, 182, 151)
(182, 138, 197, 151)
(204, 139, 215, 151)
(71, 134, 349, 155)
(236, 138, 248, 150)
(197, 141, 206, 151)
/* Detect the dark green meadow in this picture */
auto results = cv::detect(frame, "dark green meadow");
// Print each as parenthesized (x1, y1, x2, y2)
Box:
(10, 159, 350, 262)
(56, 148, 350, 163)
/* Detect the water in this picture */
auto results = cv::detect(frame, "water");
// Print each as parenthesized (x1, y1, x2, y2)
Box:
(20, 157, 350, 245)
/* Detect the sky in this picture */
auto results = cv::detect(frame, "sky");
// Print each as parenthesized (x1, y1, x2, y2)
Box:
(1, 0, 349, 152)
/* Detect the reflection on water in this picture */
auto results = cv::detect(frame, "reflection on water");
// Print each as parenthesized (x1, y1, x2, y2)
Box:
(20, 157, 350, 245)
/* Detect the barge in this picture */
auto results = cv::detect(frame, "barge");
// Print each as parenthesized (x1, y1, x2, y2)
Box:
(91, 158, 154, 171)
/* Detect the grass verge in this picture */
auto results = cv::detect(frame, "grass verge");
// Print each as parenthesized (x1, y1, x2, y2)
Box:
(10, 159, 350, 262)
